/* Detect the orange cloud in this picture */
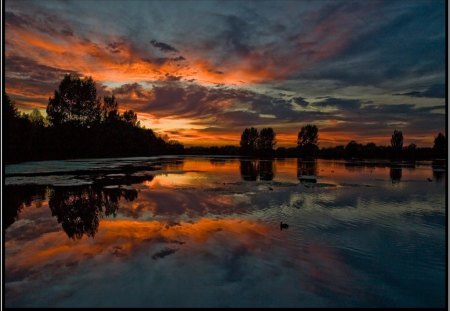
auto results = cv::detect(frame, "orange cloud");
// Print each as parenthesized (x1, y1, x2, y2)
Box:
(6, 11, 310, 92)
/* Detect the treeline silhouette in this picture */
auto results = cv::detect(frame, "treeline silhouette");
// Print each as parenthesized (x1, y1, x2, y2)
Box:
(4, 74, 183, 164)
(4, 75, 447, 163)
(184, 125, 446, 160)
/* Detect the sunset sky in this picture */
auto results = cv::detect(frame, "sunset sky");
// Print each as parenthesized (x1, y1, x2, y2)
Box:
(5, 0, 446, 147)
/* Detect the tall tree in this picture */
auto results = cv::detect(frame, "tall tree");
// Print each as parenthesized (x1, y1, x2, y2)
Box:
(47, 74, 102, 127)
(433, 132, 447, 158)
(258, 127, 276, 156)
(122, 110, 138, 126)
(4, 93, 19, 123)
(240, 127, 259, 155)
(391, 129, 403, 158)
(297, 124, 319, 157)
(102, 95, 119, 122)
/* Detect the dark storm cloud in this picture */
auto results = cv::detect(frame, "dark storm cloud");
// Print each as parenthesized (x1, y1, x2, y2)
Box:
(141, 55, 187, 66)
(5, 55, 81, 101)
(241, 93, 290, 116)
(113, 83, 149, 99)
(112, 81, 350, 127)
(292, 0, 445, 90)
(6, 55, 78, 81)
(150, 40, 179, 53)
(320, 102, 446, 140)
(361, 104, 446, 136)
(5, 10, 75, 37)
(215, 111, 264, 127)
(220, 14, 252, 57)
(172, 56, 186, 61)
(198, 126, 238, 134)
(394, 84, 446, 99)
(110, 78, 444, 145)
(6, 77, 59, 105)
(5, 11, 28, 27)
(141, 57, 168, 66)
(319, 102, 445, 134)
(292, 97, 309, 108)
(165, 74, 182, 82)
(112, 82, 296, 121)
(112, 77, 443, 128)
(139, 84, 254, 119)
(107, 41, 124, 54)
(361, 103, 445, 116)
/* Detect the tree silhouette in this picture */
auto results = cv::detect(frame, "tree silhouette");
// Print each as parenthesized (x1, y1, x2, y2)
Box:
(391, 129, 403, 158)
(3, 77, 187, 163)
(345, 140, 363, 159)
(47, 74, 102, 127)
(102, 95, 120, 122)
(433, 133, 446, 158)
(4, 93, 18, 150)
(258, 128, 276, 156)
(4, 93, 19, 122)
(3, 93, 37, 162)
(404, 143, 417, 160)
(4, 185, 47, 229)
(297, 124, 319, 157)
(123, 109, 138, 126)
(240, 127, 259, 155)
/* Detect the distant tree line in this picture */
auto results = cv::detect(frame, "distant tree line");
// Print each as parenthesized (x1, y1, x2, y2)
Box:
(4, 74, 183, 163)
(184, 125, 445, 160)
(318, 129, 446, 160)
(235, 124, 446, 160)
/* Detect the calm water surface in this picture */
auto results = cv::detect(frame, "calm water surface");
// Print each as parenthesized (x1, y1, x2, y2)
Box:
(4, 157, 446, 307)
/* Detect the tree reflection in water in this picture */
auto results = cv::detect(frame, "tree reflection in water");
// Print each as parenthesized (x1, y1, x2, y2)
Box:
(297, 159, 317, 184)
(4, 178, 146, 240)
(48, 185, 138, 239)
(432, 160, 446, 183)
(239, 160, 274, 181)
(432, 169, 445, 182)
(259, 160, 274, 181)
(4, 185, 47, 229)
(240, 160, 258, 181)
(389, 167, 402, 183)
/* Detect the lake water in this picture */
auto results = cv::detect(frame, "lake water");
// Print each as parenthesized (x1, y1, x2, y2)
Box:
(4, 157, 447, 307)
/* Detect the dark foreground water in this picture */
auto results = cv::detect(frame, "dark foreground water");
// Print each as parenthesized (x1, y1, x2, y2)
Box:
(4, 157, 447, 307)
